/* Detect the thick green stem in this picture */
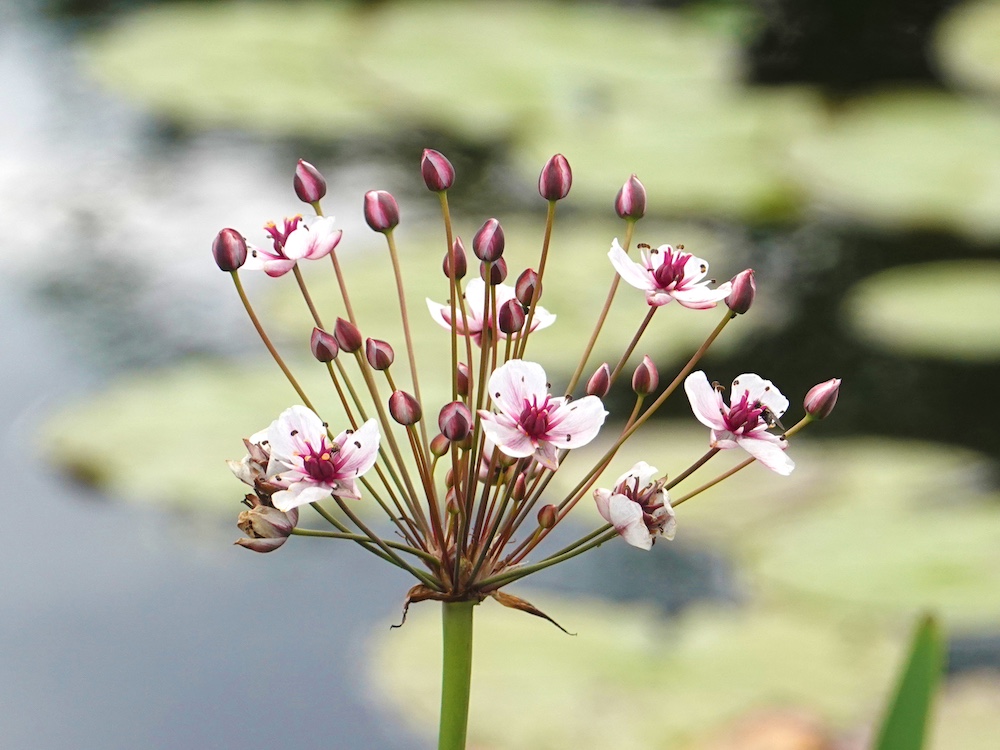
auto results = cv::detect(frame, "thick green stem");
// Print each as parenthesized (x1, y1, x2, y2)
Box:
(438, 601, 475, 750)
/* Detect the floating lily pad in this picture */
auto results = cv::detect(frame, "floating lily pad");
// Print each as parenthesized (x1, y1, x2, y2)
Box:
(789, 90, 1000, 238)
(370, 597, 898, 750)
(935, 0, 1000, 96)
(83, 1, 733, 140)
(842, 261, 1000, 360)
(81, 1, 821, 220)
(747, 439, 1000, 627)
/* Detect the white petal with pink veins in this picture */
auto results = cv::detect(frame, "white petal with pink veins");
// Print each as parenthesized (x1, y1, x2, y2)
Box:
(333, 419, 381, 476)
(608, 239, 655, 291)
(608, 494, 654, 550)
(478, 412, 536, 458)
(737, 433, 794, 475)
(487, 360, 547, 418)
(546, 395, 608, 448)
(272, 482, 334, 512)
(731, 373, 789, 418)
(684, 371, 728, 431)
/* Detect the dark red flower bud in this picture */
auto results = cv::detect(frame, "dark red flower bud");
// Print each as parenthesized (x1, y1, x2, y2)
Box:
(364, 190, 399, 233)
(389, 390, 422, 425)
(430, 433, 451, 457)
(586, 363, 611, 398)
(294, 159, 327, 204)
(498, 299, 525, 334)
(310, 327, 340, 362)
(439, 401, 473, 441)
(421, 149, 455, 192)
(726, 269, 756, 315)
(537, 504, 558, 529)
(443, 236, 468, 280)
(511, 473, 527, 501)
(366, 338, 395, 370)
(804, 378, 841, 420)
(472, 218, 504, 261)
(456, 362, 471, 398)
(212, 228, 247, 272)
(334, 317, 362, 353)
(615, 174, 646, 220)
(481, 257, 507, 285)
(515, 268, 540, 306)
(538, 153, 572, 201)
(632, 355, 659, 396)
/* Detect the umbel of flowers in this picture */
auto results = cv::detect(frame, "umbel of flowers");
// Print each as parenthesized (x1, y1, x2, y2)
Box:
(213, 153, 840, 750)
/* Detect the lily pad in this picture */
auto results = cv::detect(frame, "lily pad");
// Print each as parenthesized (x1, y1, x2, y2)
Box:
(81, 1, 821, 220)
(370, 596, 898, 750)
(842, 260, 1000, 361)
(935, 0, 1000, 96)
(789, 90, 1000, 239)
(746, 438, 1000, 627)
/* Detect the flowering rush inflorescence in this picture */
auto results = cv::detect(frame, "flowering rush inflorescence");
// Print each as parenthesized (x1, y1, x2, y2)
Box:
(215, 153, 840, 620)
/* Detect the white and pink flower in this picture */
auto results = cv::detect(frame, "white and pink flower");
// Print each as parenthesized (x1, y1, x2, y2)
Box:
(478, 360, 607, 471)
(260, 405, 380, 511)
(608, 238, 732, 309)
(684, 371, 794, 475)
(426, 278, 555, 347)
(243, 215, 343, 277)
(594, 461, 675, 550)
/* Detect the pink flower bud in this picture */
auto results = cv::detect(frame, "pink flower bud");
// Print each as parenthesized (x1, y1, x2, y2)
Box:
(804, 378, 841, 420)
(439, 401, 473, 441)
(515, 268, 539, 306)
(538, 153, 572, 201)
(537, 504, 558, 529)
(334, 317, 362, 353)
(586, 363, 611, 398)
(726, 269, 756, 315)
(512, 473, 527, 501)
(498, 299, 525, 334)
(364, 190, 399, 233)
(481, 257, 508, 285)
(430, 433, 451, 457)
(632, 355, 659, 396)
(421, 148, 455, 192)
(456, 362, 471, 397)
(293, 159, 327, 204)
(443, 236, 468, 280)
(212, 228, 247, 272)
(366, 338, 395, 370)
(472, 218, 504, 261)
(389, 390, 422, 425)
(615, 174, 646, 220)
(310, 327, 340, 362)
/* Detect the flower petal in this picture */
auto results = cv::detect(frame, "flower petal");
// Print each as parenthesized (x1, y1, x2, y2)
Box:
(607, 494, 653, 550)
(737, 434, 794, 475)
(684, 371, 727, 431)
(533, 441, 560, 471)
(332, 419, 381, 478)
(731, 373, 790, 418)
(593, 488, 613, 523)
(545, 395, 608, 449)
(272, 482, 333, 511)
(614, 461, 658, 488)
(487, 360, 548, 419)
(478, 412, 535, 458)
(608, 238, 654, 292)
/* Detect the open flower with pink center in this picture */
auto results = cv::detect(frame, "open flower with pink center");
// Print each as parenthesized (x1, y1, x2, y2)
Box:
(594, 461, 675, 550)
(260, 405, 380, 511)
(608, 238, 732, 309)
(426, 278, 555, 347)
(684, 371, 794, 475)
(244, 215, 343, 277)
(478, 360, 607, 471)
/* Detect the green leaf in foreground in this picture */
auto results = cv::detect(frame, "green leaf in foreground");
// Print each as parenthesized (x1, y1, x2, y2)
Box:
(874, 615, 946, 750)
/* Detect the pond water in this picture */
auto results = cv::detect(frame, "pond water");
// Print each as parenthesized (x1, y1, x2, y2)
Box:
(4, 1, 999, 748)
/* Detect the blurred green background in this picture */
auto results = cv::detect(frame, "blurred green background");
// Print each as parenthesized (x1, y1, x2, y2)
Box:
(4, 0, 1000, 748)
